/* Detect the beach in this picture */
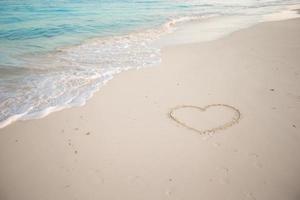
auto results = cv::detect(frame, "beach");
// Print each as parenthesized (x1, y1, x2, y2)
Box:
(0, 17, 300, 200)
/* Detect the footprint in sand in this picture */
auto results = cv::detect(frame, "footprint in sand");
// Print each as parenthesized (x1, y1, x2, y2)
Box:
(169, 104, 241, 135)
(216, 167, 230, 185)
(165, 188, 175, 197)
(245, 192, 257, 200)
(63, 185, 71, 189)
(249, 153, 263, 169)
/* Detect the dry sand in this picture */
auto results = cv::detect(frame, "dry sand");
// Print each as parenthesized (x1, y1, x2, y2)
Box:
(0, 19, 300, 200)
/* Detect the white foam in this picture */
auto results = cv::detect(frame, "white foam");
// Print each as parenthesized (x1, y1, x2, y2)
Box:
(154, 15, 259, 47)
(1, 14, 217, 130)
(263, 4, 300, 21)
(155, 4, 300, 47)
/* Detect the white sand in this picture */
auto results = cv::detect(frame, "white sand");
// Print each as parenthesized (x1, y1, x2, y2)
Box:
(0, 19, 300, 200)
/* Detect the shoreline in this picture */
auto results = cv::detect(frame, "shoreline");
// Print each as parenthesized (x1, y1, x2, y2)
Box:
(0, 18, 299, 200)
(1, 4, 300, 129)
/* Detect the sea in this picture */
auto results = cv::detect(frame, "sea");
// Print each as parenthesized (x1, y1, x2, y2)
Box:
(0, 0, 299, 128)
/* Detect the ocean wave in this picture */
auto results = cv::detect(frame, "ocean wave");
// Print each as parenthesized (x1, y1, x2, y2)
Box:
(0, 14, 218, 128)
(1, 2, 300, 128)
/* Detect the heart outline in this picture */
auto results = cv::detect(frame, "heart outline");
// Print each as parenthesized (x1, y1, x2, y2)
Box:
(169, 104, 241, 135)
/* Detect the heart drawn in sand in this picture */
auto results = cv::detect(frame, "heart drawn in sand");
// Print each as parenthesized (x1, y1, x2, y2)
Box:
(169, 104, 241, 135)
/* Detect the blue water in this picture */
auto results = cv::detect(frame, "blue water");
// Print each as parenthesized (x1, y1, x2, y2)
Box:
(0, 0, 299, 128)
(0, 0, 168, 66)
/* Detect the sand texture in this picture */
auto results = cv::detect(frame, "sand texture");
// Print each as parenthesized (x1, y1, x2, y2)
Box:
(0, 19, 300, 200)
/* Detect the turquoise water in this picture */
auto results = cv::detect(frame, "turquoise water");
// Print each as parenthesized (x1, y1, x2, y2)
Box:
(0, 0, 299, 127)
(0, 0, 179, 66)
